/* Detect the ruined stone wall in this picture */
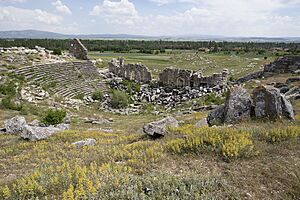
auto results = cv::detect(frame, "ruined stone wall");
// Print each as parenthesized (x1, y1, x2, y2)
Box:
(158, 68, 229, 88)
(108, 58, 152, 83)
(264, 56, 300, 74)
(236, 56, 300, 84)
(69, 39, 88, 60)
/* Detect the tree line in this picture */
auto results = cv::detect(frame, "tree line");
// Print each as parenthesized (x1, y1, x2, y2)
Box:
(0, 39, 299, 53)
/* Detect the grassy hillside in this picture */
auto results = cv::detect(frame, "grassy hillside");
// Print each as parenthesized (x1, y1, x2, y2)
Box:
(0, 50, 299, 199)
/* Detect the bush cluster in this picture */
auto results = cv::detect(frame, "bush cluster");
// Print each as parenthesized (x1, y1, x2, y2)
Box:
(91, 91, 103, 101)
(41, 109, 66, 125)
(110, 90, 130, 109)
(0, 81, 16, 96)
(203, 93, 226, 105)
(0, 96, 22, 111)
(53, 48, 62, 55)
(122, 80, 141, 94)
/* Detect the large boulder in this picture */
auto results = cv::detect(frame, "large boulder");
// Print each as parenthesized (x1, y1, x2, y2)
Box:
(4, 116, 27, 134)
(207, 86, 252, 126)
(253, 85, 294, 120)
(72, 139, 97, 147)
(143, 116, 179, 137)
(20, 124, 68, 141)
(207, 105, 225, 126)
(224, 86, 252, 123)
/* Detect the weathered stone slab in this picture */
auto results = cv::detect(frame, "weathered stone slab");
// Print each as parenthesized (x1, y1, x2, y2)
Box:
(143, 116, 179, 137)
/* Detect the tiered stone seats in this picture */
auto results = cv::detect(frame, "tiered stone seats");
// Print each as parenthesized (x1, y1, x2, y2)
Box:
(15, 61, 106, 99)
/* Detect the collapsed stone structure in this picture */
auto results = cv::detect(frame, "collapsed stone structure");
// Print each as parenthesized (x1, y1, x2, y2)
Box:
(264, 56, 300, 74)
(108, 58, 152, 83)
(158, 68, 229, 88)
(236, 56, 300, 84)
(69, 39, 88, 60)
(109, 58, 229, 88)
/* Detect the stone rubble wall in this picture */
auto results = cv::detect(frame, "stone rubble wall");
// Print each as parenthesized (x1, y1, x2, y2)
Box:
(69, 39, 88, 60)
(108, 58, 152, 83)
(236, 56, 300, 84)
(264, 56, 300, 74)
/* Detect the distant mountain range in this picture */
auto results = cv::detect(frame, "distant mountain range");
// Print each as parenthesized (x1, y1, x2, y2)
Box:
(0, 30, 299, 42)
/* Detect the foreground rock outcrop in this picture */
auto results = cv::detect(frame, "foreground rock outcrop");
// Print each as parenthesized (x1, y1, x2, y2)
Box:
(207, 85, 295, 126)
(143, 116, 179, 137)
(4, 116, 27, 134)
(21, 124, 69, 141)
(4, 116, 69, 141)
(208, 86, 252, 126)
(223, 86, 252, 124)
(253, 86, 295, 120)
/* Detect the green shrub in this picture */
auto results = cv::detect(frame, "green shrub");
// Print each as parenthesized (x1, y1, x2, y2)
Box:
(42, 109, 66, 125)
(0, 82, 16, 96)
(20, 103, 44, 116)
(122, 80, 141, 94)
(203, 93, 225, 105)
(0, 96, 22, 111)
(91, 91, 103, 101)
(110, 90, 130, 109)
(53, 48, 62, 55)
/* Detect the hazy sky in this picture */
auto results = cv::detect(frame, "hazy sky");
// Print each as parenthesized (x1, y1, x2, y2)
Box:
(0, 0, 299, 36)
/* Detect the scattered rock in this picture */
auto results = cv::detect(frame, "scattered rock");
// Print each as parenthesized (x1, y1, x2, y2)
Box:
(143, 116, 179, 137)
(84, 118, 111, 125)
(21, 125, 66, 141)
(4, 116, 69, 140)
(29, 119, 41, 126)
(72, 139, 97, 147)
(195, 118, 208, 128)
(285, 86, 300, 100)
(286, 77, 300, 84)
(0, 127, 6, 134)
(279, 86, 290, 94)
(4, 116, 27, 134)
